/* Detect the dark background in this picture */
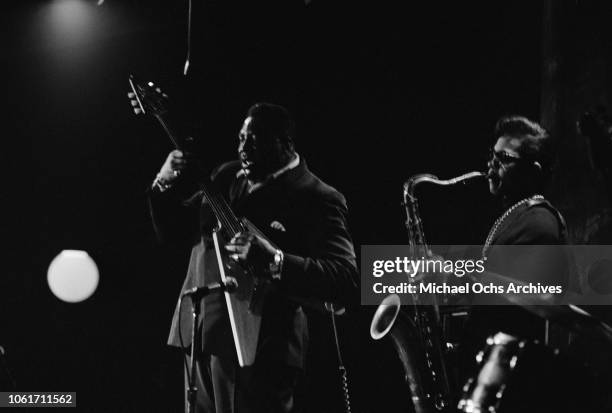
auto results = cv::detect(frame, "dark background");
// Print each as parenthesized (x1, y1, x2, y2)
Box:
(3, 1, 612, 412)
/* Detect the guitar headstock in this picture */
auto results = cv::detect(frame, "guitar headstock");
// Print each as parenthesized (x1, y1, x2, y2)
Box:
(127, 75, 169, 117)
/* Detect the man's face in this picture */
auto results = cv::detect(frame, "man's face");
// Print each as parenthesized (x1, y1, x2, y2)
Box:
(237, 116, 283, 181)
(487, 135, 525, 196)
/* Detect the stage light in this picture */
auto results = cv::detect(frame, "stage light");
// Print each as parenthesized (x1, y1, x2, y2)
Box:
(47, 250, 99, 303)
(44, 0, 97, 44)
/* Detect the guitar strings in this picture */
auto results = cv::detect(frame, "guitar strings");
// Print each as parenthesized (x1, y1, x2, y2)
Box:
(202, 186, 241, 235)
(164, 126, 242, 236)
(201, 187, 232, 230)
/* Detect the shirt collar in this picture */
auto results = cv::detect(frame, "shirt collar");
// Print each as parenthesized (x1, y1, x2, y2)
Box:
(270, 153, 300, 180)
(237, 154, 300, 193)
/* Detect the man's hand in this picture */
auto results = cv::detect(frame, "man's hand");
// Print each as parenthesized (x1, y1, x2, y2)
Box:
(158, 150, 189, 184)
(225, 232, 276, 274)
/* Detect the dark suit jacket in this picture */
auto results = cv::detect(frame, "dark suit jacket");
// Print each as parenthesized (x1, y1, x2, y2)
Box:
(149, 159, 358, 368)
(486, 198, 568, 286)
(466, 198, 569, 345)
(487, 198, 567, 246)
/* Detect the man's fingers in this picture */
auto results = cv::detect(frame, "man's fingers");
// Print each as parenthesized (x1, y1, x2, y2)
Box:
(227, 248, 247, 263)
(170, 158, 187, 168)
(230, 233, 254, 245)
(227, 238, 247, 247)
(225, 244, 249, 254)
(226, 233, 256, 264)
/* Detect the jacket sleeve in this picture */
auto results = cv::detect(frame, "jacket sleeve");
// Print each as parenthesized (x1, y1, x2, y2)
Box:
(147, 184, 201, 247)
(148, 162, 238, 246)
(280, 193, 359, 307)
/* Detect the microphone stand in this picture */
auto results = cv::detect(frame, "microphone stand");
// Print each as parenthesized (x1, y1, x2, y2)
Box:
(183, 280, 236, 413)
(187, 298, 200, 413)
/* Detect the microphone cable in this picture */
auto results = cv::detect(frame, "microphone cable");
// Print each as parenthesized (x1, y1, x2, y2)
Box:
(329, 306, 352, 413)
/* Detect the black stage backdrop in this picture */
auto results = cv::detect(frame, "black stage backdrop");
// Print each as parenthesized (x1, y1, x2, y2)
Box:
(3, 1, 611, 412)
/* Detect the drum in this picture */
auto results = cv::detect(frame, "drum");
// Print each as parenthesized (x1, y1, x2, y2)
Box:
(457, 332, 582, 413)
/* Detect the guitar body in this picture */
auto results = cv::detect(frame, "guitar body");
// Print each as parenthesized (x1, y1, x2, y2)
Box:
(211, 218, 274, 367)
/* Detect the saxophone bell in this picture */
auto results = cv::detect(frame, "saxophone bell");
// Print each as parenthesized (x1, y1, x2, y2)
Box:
(370, 294, 432, 413)
(370, 294, 401, 340)
(371, 170, 486, 413)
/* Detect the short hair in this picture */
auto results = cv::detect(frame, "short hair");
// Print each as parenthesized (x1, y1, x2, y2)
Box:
(246, 103, 296, 151)
(494, 115, 555, 172)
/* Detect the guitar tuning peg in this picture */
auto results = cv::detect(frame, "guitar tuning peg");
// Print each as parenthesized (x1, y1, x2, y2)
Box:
(130, 100, 139, 107)
(133, 108, 143, 115)
(127, 92, 135, 98)
(162, 93, 168, 98)
(155, 87, 162, 93)
(148, 81, 154, 87)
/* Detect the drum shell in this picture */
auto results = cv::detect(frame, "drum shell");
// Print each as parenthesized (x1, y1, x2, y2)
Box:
(458, 333, 591, 413)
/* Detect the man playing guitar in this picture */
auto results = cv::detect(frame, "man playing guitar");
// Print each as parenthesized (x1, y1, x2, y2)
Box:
(149, 102, 358, 413)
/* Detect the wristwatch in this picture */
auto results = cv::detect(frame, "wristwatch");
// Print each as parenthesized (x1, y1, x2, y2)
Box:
(269, 249, 284, 280)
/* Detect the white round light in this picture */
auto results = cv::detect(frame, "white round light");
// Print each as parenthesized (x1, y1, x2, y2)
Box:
(47, 250, 99, 303)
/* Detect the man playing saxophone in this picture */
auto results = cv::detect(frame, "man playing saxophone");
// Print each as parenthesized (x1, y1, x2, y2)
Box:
(373, 116, 581, 412)
(454, 116, 587, 413)
(467, 115, 569, 340)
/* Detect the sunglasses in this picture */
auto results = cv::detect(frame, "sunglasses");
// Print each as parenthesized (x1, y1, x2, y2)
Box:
(489, 149, 522, 165)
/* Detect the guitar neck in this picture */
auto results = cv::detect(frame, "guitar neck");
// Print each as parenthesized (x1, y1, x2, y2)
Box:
(154, 114, 184, 150)
(153, 113, 243, 235)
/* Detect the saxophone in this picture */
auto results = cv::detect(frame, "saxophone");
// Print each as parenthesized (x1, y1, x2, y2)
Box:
(370, 171, 485, 413)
